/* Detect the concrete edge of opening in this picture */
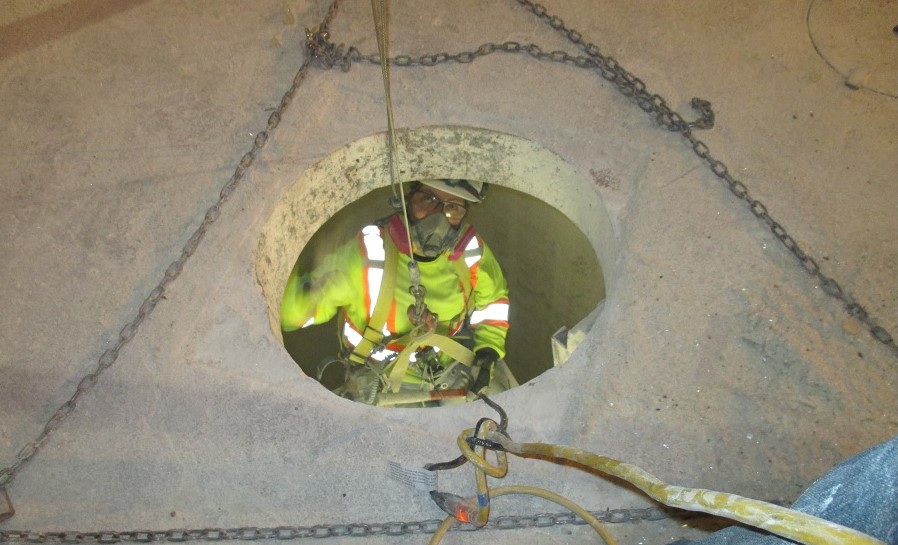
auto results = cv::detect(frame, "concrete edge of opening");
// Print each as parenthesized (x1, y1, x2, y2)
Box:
(255, 125, 618, 363)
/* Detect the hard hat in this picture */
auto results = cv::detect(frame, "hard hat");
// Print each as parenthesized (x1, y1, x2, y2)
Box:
(420, 179, 487, 203)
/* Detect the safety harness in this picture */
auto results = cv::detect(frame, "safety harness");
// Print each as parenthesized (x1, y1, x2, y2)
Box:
(347, 221, 480, 393)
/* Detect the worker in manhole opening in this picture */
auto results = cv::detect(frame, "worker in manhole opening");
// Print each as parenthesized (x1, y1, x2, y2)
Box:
(281, 179, 516, 407)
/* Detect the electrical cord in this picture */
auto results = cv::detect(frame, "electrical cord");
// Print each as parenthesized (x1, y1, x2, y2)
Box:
(428, 485, 618, 545)
(428, 417, 615, 544)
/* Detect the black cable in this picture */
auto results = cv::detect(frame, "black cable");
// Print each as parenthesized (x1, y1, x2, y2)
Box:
(424, 417, 489, 471)
(425, 396, 511, 471)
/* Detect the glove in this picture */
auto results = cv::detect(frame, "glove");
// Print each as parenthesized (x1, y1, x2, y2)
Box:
(469, 348, 500, 394)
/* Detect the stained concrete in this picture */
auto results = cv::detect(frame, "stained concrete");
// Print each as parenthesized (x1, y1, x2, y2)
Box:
(1, 1, 896, 544)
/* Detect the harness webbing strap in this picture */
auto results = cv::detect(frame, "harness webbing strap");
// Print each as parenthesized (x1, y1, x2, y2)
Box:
(386, 331, 475, 393)
(349, 224, 477, 389)
(348, 228, 398, 364)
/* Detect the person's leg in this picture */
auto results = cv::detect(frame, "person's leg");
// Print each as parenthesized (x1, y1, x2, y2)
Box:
(680, 435, 898, 545)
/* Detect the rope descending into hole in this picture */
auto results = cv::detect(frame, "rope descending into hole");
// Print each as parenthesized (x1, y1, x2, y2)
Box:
(369, 0, 427, 323)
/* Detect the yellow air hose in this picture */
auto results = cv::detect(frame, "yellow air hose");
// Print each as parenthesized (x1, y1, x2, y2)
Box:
(424, 396, 884, 545)
(475, 430, 885, 545)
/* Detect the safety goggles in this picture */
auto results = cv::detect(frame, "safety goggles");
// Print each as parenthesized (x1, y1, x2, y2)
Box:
(411, 190, 468, 221)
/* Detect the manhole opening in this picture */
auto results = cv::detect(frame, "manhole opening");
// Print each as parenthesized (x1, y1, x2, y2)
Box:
(256, 126, 617, 407)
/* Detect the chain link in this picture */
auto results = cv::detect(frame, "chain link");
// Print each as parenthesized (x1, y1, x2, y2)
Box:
(306, 34, 715, 131)
(513, 0, 896, 355)
(0, 0, 341, 496)
(3, 0, 895, 539)
(306, 0, 895, 356)
(0, 508, 667, 543)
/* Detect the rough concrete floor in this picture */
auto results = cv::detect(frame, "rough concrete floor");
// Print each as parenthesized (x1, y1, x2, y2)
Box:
(1, 1, 896, 544)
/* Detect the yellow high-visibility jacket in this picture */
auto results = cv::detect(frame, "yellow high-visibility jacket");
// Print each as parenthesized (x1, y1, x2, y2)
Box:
(281, 214, 509, 377)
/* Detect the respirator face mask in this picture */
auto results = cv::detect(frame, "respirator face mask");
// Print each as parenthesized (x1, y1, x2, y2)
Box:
(411, 212, 458, 258)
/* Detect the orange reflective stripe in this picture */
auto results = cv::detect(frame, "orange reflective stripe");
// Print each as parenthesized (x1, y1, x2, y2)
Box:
(386, 300, 398, 332)
(349, 224, 399, 364)
(468, 261, 480, 291)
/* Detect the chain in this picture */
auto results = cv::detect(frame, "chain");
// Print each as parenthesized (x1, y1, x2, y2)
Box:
(0, 1, 666, 538)
(3, 0, 894, 539)
(307, 33, 714, 130)
(513, 0, 896, 355)
(0, 508, 667, 543)
(307, 1, 896, 357)
(0, 0, 340, 494)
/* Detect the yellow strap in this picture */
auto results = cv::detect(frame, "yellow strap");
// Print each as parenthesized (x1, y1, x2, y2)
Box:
(350, 224, 476, 379)
(387, 331, 475, 393)
(348, 229, 398, 364)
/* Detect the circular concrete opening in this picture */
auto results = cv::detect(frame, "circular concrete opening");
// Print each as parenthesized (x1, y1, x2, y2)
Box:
(256, 126, 617, 402)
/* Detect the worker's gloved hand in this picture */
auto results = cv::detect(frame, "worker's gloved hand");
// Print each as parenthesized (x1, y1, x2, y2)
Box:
(469, 348, 500, 394)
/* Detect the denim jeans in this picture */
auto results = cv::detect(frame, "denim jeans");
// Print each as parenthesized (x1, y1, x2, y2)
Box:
(682, 435, 898, 545)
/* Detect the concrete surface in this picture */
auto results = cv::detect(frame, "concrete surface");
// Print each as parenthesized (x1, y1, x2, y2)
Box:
(1, 1, 896, 544)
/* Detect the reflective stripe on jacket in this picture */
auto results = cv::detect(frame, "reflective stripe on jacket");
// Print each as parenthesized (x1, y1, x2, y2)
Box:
(280, 214, 510, 365)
